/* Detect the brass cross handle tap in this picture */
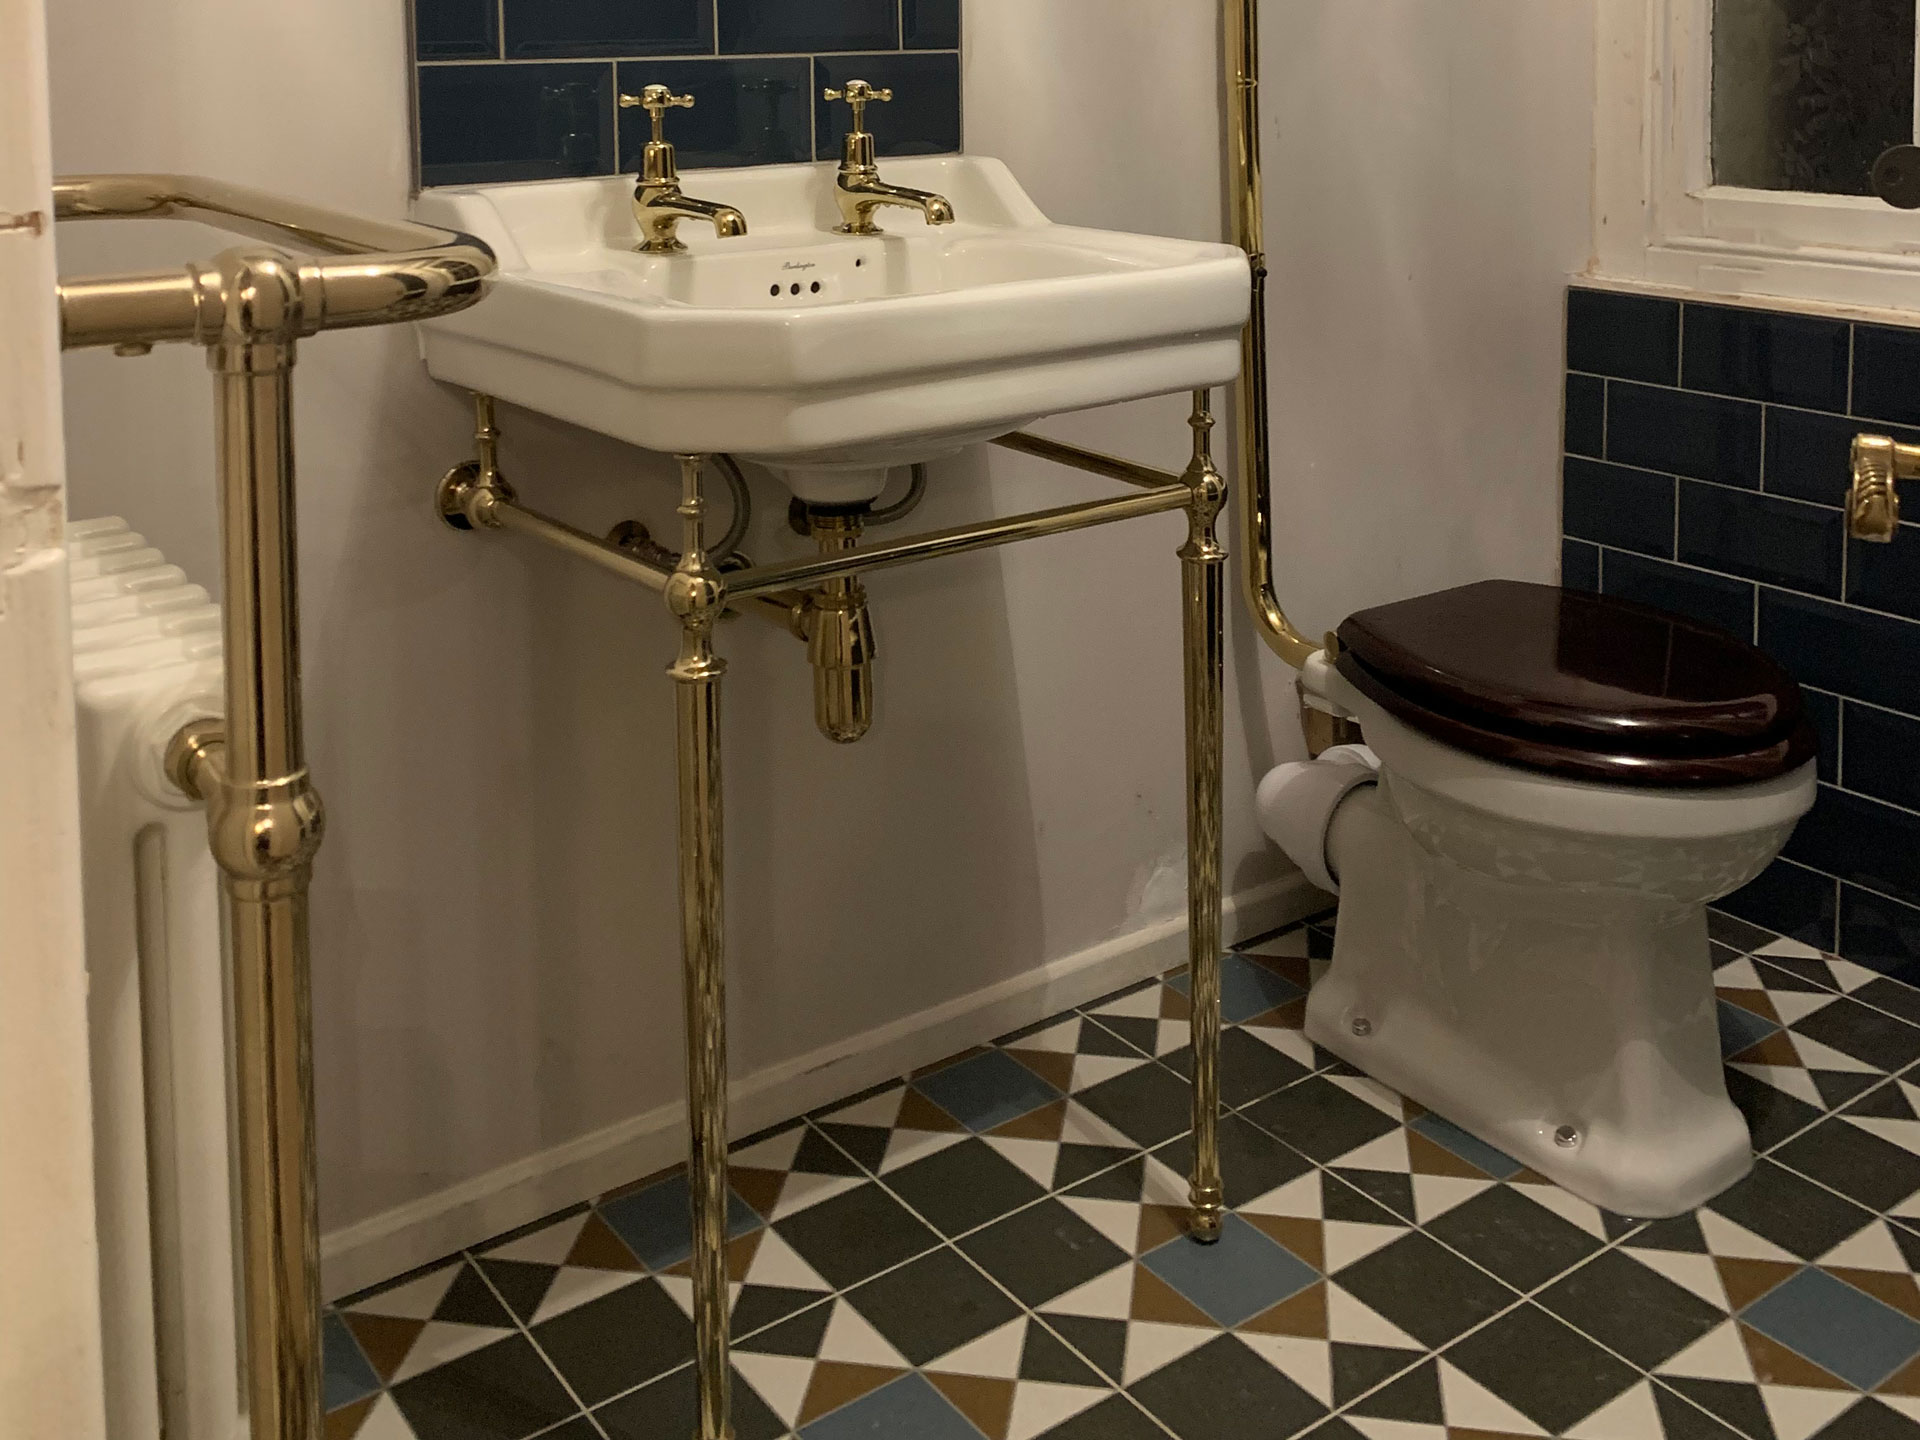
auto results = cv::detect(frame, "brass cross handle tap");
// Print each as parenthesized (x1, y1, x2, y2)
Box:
(823, 80, 893, 135)
(621, 85, 696, 142)
(1850, 435, 1912, 542)
(618, 85, 747, 254)
(822, 79, 954, 236)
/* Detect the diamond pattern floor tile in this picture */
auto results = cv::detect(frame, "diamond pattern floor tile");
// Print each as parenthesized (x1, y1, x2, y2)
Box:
(321, 910, 1920, 1440)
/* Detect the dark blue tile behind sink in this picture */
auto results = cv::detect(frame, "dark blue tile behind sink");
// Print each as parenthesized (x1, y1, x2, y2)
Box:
(419, 63, 616, 187)
(718, 0, 900, 55)
(413, 0, 961, 179)
(415, 0, 498, 59)
(616, 59, 813, 170)
(816, 53, 963, 159)
(504, 0, 712, 59)
(904, 0, 961, 49)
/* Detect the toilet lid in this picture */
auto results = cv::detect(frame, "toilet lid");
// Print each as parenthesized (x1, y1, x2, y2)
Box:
(1334, 580, 1817, 787)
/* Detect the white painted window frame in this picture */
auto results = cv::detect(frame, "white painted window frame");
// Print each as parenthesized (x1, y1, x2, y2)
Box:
(1595, 0, 1920, 312)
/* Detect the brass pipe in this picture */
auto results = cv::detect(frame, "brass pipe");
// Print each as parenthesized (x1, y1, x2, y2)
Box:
(664, 456, 735, 1440)
(1850, 434, 1913, 541)
(54, 174, 492, 350)
(802, 512, 876, 743)
(438, 464, 675, 594)
(729, 485, 1191, 599)
(1179, 393, 1228, 1244)
(1225, 0, 1320, 669)
(991, 430, 1185, 490)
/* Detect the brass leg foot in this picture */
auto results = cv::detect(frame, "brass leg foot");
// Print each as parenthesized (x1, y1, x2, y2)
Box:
(1180, 393, 1228, 1247)
(668, 455, 734, 1440)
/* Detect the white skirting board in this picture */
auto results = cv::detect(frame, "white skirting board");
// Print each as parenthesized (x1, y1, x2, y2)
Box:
(320, 869, 1328, 1299)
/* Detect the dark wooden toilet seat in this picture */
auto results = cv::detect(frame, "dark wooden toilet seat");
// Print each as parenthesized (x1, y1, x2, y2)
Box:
(1334, 579, 1818, 788)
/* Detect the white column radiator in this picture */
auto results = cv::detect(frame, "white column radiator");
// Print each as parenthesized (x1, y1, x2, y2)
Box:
(68, 517, 245, 1440)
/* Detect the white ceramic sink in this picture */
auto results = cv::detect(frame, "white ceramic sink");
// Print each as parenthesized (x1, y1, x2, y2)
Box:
(414, 157, 1250, 502)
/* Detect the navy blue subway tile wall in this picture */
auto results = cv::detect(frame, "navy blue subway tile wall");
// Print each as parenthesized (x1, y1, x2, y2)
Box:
(1562, 285, 1920, 976)
(412, 0, 961, 187)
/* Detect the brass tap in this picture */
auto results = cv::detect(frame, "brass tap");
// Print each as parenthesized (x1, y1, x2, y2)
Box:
(620, 86, 748, 254)
(1850, 433, 1913, 542)
(824, 81, 956, 236)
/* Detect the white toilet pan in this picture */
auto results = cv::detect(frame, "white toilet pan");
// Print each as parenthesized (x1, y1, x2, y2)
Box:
(1260, 668, 1817, 1218)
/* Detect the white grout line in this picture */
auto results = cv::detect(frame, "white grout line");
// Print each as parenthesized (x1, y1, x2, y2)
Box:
(463, 1250, 615, 1438)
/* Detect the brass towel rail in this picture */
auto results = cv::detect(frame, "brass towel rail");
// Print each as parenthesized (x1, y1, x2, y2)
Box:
(54, 174, 494, 1440)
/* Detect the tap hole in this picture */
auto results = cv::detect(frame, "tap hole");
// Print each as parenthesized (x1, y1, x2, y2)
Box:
(811, 281, 822, 293)
(769, 284, 780, 297)
(790, 282, 802, 295)
(855, 257, 865, 268)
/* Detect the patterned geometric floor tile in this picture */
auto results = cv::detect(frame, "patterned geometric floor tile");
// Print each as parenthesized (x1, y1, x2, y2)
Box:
(595, 1362, 788, 1440)
(1130, 1331, 1329, 1437)
(325, 908, 1920, 1440)
(388, 1332, 578, 1440)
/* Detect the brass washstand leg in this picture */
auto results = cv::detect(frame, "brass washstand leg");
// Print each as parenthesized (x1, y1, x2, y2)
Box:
(1181, 391, 1229, 1243)
(666, 454, 735, 1440)
(167, 253, 326, 1440)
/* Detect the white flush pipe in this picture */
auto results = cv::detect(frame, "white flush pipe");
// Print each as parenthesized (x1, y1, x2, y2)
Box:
(1255, 745, 1379, 893)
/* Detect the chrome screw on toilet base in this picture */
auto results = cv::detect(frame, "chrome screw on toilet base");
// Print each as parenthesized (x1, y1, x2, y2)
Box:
(1554, 1126, 1581, 1149)
(1350, 1017, 1373, 1038)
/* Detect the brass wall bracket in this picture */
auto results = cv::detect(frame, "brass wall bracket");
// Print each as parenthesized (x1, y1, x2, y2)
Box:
(1850, 433, 1913, 542)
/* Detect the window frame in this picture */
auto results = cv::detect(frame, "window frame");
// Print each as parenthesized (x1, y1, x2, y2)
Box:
(1595, 0, 1920, 312)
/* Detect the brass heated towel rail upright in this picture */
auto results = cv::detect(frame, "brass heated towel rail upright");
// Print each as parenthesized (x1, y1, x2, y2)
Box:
(54, 175, 494, 1440)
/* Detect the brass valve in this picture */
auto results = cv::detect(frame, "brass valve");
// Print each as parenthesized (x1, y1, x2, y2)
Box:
(1850, 434, 1912, 543)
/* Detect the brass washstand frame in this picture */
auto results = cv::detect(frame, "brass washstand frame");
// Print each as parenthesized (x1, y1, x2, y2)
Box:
(428, 6, 1312, 1437)
(51, 176, 494, 1440)
(435, 394, 1233, 1440)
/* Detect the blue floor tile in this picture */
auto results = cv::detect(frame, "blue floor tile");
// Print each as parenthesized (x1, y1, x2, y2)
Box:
(1409, 1113, 1525, 1181)
(1717, 998, 1781, 1058)
(321, 1311, 382, 1411)
(1742, 1267, 1920, 1390)
(1166, 953, 1306, 1024)
(914, 1049, 1060, 1132)
(1140, 1214, 1318, 1328)
(599, 1173, 762, 1271)
(799, 1371, 981, 1439)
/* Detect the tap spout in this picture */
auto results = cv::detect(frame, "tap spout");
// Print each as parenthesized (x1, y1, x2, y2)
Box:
(822, 80, 957, 236)
(834, 176, 955, 235)
(634, 184, 748, 254)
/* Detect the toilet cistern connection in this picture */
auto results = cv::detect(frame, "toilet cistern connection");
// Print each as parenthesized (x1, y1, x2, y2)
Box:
(826, 81, 957, 235)
(621, 86, 748, 254)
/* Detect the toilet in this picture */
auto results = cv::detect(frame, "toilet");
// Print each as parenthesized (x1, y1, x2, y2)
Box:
(1259, 579, 1818, 1217)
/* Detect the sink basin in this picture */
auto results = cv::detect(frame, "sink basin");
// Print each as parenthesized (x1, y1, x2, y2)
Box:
(413, 157, 1251, 502)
